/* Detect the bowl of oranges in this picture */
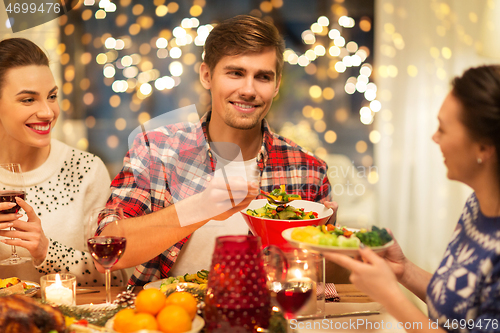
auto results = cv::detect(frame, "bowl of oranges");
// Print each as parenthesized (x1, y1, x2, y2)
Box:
(107, 289, 204, 333)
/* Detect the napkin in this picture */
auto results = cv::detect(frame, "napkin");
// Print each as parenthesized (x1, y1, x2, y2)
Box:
(325, 283, 340, 302)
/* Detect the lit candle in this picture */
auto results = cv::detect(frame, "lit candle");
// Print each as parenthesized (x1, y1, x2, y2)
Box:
(290, 268, 317, 316)
(45, 274, 74, 305)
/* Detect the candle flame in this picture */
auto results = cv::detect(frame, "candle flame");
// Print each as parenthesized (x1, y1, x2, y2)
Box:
(293, 268, 303, 279)
(55, 273, 62, 287)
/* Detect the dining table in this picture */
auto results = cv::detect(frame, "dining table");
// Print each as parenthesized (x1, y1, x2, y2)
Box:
(34, 284, 408, 332)
(294, 285, 409, 333)
(32, 284, 371, 304)
(66, 284, 371, 305)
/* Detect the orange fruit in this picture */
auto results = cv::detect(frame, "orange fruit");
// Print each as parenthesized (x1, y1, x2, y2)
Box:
(157, 305, 192, 333)
(135, 288, 166, 316)
(165, 291, 198, 320)
(133, 313, 159, 331)
(113, 308, 136, 333)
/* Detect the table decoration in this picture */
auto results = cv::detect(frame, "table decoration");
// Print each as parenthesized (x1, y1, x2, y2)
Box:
(204, 235, 283, 332)
(41, 273, 76, 306)
(113, 290, 137, 308)
(53, 301, 122, 327)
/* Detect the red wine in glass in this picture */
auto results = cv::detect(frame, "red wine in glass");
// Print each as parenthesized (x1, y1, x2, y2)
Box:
(275, 282, 314, 320)
(87, 236, 127, 269)
(0, 190, 26, 214)
(86, 207, 126, 304)
(0, 163, 31, 266)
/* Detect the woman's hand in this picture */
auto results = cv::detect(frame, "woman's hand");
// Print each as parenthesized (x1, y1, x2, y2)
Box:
(324, 246, 403, 306)
(0, 197, 49, 266)
(380, 230, 408, 282)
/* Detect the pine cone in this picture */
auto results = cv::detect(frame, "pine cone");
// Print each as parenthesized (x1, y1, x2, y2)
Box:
(113, 290, 136, 308)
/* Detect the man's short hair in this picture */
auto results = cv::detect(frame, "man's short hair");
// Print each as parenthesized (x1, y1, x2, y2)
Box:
(203, 15, 285, 78)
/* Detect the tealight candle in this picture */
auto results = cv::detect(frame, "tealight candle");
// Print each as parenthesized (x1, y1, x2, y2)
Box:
(41, 273, 76, 306)
(290, 269, 317, 316)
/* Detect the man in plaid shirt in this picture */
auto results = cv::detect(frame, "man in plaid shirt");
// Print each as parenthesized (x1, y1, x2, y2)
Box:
(100, 15, 337, 286)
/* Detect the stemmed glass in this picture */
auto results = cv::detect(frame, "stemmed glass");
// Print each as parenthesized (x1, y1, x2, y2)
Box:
(0, 163, 31, 265)
(267, 249, 317, 330)
(85, 207, 127, 304)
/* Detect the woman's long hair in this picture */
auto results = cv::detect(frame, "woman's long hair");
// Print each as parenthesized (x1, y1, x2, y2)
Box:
(452, 65, 500, 202)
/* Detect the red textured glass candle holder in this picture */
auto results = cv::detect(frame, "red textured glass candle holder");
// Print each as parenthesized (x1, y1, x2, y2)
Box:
(204, 235, 271, 333)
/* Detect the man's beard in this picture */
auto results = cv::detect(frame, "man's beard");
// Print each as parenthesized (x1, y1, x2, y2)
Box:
(223, 111, 261, 130)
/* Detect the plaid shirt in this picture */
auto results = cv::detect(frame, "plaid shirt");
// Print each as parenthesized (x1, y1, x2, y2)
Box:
(105, 112, 331, 286)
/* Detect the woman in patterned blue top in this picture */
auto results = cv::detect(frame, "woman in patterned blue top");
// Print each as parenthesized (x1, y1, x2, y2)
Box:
(325, 65, 500, 333)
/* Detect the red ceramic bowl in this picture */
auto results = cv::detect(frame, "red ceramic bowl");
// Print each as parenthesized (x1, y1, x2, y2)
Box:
(240, 199, 333, 251)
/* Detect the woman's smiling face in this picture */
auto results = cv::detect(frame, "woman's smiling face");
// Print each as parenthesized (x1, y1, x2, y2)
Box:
(432, 92, 482, 185)
(0, 65, 59, 148)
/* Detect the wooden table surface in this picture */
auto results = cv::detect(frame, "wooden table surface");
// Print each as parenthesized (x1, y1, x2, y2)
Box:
(75, 286, 127, 305)
(334, 284, 373, 303)
(67, 284, 370, 305)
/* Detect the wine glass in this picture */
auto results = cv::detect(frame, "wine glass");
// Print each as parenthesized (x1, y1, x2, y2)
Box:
(0, 163, 31, 265)
(85, 207, 126, 304)
(267, 249, 319, 330)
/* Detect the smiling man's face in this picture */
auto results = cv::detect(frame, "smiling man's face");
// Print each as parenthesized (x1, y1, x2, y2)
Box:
(200, 47, 281, 131)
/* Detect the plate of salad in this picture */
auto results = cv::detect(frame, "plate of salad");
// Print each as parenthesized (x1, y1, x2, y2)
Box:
(282, 225, 394, 256)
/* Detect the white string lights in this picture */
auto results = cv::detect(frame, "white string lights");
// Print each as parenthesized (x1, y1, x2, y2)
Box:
(83, 0, 378, 126)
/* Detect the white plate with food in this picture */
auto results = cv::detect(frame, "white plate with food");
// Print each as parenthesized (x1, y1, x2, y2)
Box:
(0, 277, 39, 297)
(144, 281, 204, 291)
(282, 226, 394, 256)
(22, 281, 40, 297)
(143, 270, 208, 293)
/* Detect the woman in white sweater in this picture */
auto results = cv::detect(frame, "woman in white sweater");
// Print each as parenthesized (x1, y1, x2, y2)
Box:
(0, 38, 126, 286)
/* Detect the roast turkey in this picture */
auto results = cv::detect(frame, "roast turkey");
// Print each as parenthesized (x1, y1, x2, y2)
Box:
(0, 295, 66, 333)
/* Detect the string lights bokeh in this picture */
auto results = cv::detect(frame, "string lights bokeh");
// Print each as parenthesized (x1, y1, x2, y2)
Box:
(56, 0, 376, 175)
(283, 14, 379, 127)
